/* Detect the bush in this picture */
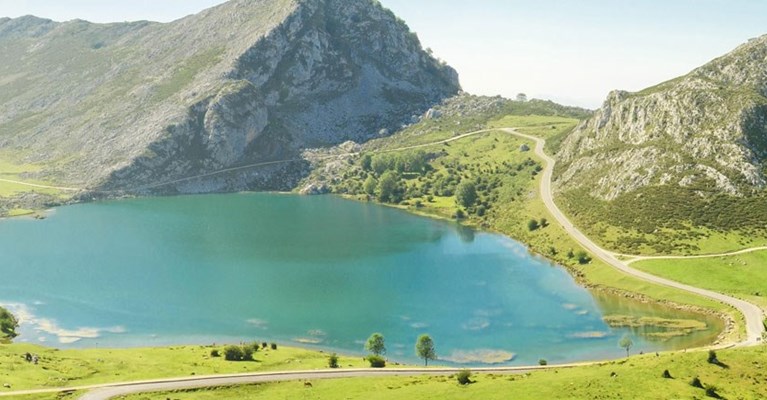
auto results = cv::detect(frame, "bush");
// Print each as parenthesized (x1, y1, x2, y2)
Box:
(662, 369, 672, 379)
(576, 251, 592, 264)
(538, 359, 548, 366)
(242, 345, 254, 361)
(527, 219, 540, 231)
(456, 369, 472, 385)
(367, 355, 386, 368)
(270, 343, 278, 350)
(224, 345, 244, 361)
(210, 349, 220, 358)
(705, 384, 722, 399)
(690, 376, 703, 388)
(707, 350, 718, 364)
(328, 353, 339, 369)
(262, 342, 268, 349)
(455, 209, 465, 219)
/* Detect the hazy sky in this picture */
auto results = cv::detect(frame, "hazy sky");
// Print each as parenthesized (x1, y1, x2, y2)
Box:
(1, 0, 765, 108)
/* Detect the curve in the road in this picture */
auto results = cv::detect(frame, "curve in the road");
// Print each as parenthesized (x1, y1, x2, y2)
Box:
(0, 178, 81, 192)
(498, 128, 765, 347)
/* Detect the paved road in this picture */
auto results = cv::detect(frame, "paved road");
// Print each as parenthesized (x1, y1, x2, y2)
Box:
(0, 363, 592, 399)
(499, 128, 765, 347)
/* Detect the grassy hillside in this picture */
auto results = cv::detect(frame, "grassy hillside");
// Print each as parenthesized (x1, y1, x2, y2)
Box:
(633, 251, 767, 312)
(118, 346, 767, 400)
(0, 342, 368, 391)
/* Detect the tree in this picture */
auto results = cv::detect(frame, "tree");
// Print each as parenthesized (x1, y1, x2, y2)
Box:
(328, 353, 339, 368)
(456, 369, 472, 385)
(527, 219, 540, 231)
(363, 175, 378, 196)
(415, 334, 436, 366)
(376, 171, 400, 203)
(365, 333, 386, 356)
(539, 217, 548, 227)
(516, 93, 528, 102)
(360, 153, 373, 171)
(224, 345, 245, 361)
(455, 181, 477, 208)
(619, 335, 633, 357)
(576, 251, 592, 265)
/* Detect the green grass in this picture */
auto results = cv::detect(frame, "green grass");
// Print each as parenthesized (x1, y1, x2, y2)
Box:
(633, 250, 767, 311)
(119, 346, 767, 400)
(0, 343, 368, 391)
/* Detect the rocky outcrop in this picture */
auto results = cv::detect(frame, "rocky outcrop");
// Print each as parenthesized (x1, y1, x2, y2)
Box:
(555, 35, 767, 200)
(0, 0, 460, 194)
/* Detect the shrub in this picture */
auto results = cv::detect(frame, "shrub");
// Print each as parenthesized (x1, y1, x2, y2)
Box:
(224, 345, 244, 361)
(367, 355, 386, 368)
(262, 342, 268, 349)
(690, 376, 703, 388)
(456, 369, 472, 385)
(328, 353, 339, 369)
(527, 219, 540, 231)
(576, 251, 592, 264)
(270, 343, 278, 350)
(705, 384, 722, 399)
(538, 359, 548, 366)
(662, 369, 672, 379)
(707, 350, 718, 364)
(455, 209, 465, 219)
(242, 345, 254, 361)
(210, 349, 220, 358)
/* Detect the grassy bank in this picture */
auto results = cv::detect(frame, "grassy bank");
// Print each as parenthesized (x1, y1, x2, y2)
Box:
(0, 342, 367, 392)
(633, 250, 767, 312)
(118, 346, 767, 400)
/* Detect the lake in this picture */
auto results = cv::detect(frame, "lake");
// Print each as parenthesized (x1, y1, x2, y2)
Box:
(0, 194, 721, 365)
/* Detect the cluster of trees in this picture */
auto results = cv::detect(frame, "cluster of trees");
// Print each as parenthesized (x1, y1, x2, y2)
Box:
(527, 217, 549, 231)
(213, 342, 278, 362)
(362, 333, 437, 367)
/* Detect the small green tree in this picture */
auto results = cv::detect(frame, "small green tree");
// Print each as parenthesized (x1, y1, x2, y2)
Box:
(619, 335, 633, 357)
(456, 369, 472, 385)
(576, 251, 592, 264)
(360, 153, 373, 171)
(363, 175, 378, 196)
(365, 333, 386, 356)
(539, 217, 548, 227)
(455, 181, 477, 208)
(416, 334, 436, 366)
(328, 353, 339, 368)
(224, 345, 244, 361)
(377, 171, 400, 203)
(367, 355, 386, 368)
(527, 219, 540, 231)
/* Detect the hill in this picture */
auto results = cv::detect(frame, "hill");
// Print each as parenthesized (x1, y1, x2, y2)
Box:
(0, 0, 459, 203)
(552, 35, 767, 254)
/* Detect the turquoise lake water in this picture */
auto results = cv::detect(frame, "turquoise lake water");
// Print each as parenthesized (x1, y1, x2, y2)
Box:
(0, 194, 720, 365)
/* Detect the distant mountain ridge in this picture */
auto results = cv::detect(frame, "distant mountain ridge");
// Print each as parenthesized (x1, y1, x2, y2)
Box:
(555, 35, 767, 200)
(0, 0, 459, 193)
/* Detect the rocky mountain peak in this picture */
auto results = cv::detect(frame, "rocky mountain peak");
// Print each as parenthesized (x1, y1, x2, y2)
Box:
(555, 34, 767, 201)
(0, 0, 459, 194)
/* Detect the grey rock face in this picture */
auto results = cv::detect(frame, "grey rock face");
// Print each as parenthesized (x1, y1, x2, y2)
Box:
(0, 0, 460, 194)
(556, 35, 767, 200)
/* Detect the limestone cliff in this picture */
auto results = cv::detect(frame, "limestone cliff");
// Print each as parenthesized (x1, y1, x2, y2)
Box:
(555, 35, 767, 200)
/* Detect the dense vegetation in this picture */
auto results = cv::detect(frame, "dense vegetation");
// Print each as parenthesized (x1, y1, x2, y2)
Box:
(560, 186, 767, 254)
(0, 306, 18, 342)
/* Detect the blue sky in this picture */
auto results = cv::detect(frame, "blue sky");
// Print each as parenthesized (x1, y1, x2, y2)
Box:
(1, 0, 765, 108)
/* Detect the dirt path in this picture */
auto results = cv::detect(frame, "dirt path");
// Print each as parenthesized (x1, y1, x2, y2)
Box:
(0, 178, 81, 192)
(620, 246, 767, 265)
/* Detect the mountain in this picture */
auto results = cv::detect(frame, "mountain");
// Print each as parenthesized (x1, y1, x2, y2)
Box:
(555, 35, 767, 201)
(0, 0, 459, 194)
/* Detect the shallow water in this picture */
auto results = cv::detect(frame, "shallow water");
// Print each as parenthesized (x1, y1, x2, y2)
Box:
(0, 193, 721, 365)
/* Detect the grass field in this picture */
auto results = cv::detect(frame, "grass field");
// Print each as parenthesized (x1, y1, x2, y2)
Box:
(633, 250, 767, 311)
(116, 346, 767, 400)
(0, 343, 368, 392)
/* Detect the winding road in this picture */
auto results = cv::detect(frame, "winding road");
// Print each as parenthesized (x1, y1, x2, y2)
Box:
(620, 246, 767, 265)
(498, 128, 765, 347)
(1, 127, 763, 399)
